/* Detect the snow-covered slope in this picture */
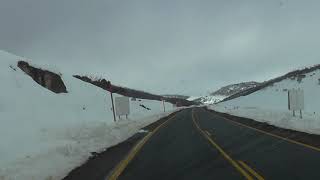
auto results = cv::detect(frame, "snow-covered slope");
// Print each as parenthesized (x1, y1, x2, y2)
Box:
(210, 81, 260, 97)
(192, 95, 227, 104)
(192, 82, 260, 105)
(0, 50, 175, 180)
(210, 66, 320, 135)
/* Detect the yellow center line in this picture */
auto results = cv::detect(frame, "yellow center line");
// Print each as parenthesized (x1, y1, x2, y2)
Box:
(206, 110, 320, 153)
(238, 161, 265, 180)
(192, 109, 254, 180)
(107, 113, 178, 180)
(205, 130, 211, 136)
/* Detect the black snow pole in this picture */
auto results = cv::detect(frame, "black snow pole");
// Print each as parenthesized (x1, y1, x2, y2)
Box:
(110, 92, 116, 122)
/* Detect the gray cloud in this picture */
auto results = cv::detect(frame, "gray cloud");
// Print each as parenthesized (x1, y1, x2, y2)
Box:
(1, 0, 320, 95)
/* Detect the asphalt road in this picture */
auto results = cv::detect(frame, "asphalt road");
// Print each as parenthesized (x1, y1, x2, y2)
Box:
(108, 108, 320, 180)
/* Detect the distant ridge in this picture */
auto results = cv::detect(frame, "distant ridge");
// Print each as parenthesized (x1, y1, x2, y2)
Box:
(210, 81, 260, 97)
(222, 64, 320, 102)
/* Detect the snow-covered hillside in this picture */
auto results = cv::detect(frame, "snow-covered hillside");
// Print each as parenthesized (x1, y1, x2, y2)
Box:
(210, 66, 320, 135)
(191, 82, 260, 105)
(191, 95, 227, 105)
(0, 50, 175, 180)
(210, 81, 260, 97)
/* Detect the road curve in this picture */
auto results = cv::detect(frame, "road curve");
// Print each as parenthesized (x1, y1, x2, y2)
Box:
(108, 108, 320, 180)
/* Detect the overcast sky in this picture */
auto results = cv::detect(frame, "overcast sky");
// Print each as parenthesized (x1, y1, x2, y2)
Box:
(1, 0, 320, 95)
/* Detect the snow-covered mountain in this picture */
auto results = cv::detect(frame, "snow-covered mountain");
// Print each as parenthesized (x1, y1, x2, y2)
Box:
(190, 95, 227, 104)
(210, 64, 320, 135)
(210, 81, 260, 97)
(191, 81, 260, 104)
(0, 50, 176, 180)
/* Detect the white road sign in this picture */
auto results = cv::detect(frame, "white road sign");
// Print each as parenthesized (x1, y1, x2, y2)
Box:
(288, 89, 304, 111)
(115, 97, 130, 116)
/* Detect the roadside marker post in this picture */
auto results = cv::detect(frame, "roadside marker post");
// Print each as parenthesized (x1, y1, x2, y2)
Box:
(300, 110, 302, 119)
(110, 92, 116, 122)
(162, 100, 166, 112)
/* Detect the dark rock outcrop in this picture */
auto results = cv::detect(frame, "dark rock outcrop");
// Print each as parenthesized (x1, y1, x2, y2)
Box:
(73, 75, 197, 107)
(18, 61, 68, 94)
(210, 81, 260, 97)
(139, 104, 151, 110)
(162, 95, 190, 100)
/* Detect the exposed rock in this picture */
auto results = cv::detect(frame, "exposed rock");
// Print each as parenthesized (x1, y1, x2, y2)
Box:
(162, 95, 189, 100)
(139, 104, 151, 110)
(17, 61, 68, 93)
(210, 81, 260, 97)
(297, 74, 306, 83)
(9, 65, 17, 71)
(73, 75, 197, 106)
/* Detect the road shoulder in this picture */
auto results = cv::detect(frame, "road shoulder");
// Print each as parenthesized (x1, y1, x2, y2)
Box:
(205, 108, 320, 150)
(62, 110, 181, 180)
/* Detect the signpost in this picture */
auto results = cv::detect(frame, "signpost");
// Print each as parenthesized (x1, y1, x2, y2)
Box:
(162, 100, 166, 112)
(288, 89, 304, 118)
(110, 92, 116, 122)
(115, 96, 130, 120)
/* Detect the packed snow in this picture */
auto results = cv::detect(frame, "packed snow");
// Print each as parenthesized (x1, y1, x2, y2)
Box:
(209, 68, 320, 135)
(0, 50, 176, 180)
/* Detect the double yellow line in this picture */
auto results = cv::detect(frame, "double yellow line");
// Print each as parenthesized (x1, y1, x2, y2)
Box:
(192, 109, 264, 180)
(206, 109, 320, 153)
(238, 161, 264, 180)
(109, 109, 265, 180)
(107, 113, 178, 180)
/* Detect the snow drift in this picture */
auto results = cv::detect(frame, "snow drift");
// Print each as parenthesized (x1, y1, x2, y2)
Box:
(0, 50, 175, 180)
(210, 65, 320, 135)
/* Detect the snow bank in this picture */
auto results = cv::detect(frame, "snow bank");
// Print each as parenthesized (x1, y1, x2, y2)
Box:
(210, 67, 320, 135)
(210, 105, 320, 135)
(0, 50, 175, 180)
